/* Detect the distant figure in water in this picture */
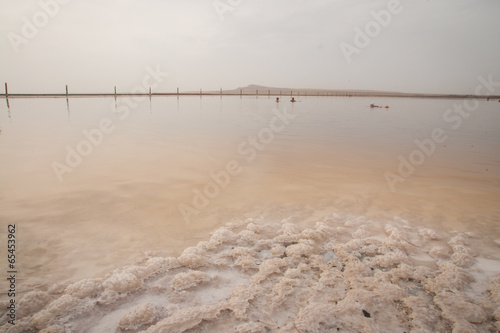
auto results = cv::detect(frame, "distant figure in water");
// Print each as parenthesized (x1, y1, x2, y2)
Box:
(276, 97, 279, 102)
(291, 97, 296, 102)
(370, 103, 389, 108)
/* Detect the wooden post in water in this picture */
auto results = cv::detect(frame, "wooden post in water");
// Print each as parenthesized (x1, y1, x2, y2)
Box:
(268, 90, 270, 96)
(256, 89, 258, 96)
(4, 82, 9, 109)
(240, 89, 242, 97)
(114, 86, 117, 98)
(66, 85, 68, 97)
(220, 88, 222, 97)
(280, 90, 281, 96)
(149, 87, 151, 97)
(177, 87, 179, 99)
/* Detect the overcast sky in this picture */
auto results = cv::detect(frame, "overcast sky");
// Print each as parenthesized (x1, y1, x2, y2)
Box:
(1, 0, 499, 94)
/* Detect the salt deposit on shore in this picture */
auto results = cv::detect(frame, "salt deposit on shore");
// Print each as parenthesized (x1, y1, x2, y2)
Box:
(1, 214, 499, 333)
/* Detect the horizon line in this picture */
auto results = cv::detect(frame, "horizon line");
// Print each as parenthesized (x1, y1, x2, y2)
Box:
(2, 92, 499, 100)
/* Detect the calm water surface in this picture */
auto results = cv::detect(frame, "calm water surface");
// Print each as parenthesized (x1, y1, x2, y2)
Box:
(1, 96, 499, 294)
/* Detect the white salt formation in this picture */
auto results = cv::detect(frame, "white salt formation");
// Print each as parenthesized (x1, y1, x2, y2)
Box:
(1, 215, 499, 332)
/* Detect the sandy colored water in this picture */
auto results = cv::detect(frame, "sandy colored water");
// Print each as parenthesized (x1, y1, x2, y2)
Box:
(0, 96, 499, 331)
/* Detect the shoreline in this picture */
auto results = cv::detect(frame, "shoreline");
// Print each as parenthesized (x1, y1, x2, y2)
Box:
(1, 214, 499, 332)
(2, 93, 500, 100)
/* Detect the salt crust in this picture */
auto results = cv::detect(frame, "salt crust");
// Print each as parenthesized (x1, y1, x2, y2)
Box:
(1, 216, 499, 332)
(118, 303, 162, 331)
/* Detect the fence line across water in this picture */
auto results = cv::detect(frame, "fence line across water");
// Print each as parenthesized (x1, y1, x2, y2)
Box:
(2, 83, 499, 100)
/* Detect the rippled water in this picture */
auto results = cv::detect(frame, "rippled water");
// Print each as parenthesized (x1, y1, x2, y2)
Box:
(0, 95, 499, 299)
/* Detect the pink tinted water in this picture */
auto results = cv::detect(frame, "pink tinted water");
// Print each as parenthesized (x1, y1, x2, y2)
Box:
(0, 96, 499, 295)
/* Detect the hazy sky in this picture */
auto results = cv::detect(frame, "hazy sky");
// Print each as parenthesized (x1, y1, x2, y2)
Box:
(1, 0, 499, 94)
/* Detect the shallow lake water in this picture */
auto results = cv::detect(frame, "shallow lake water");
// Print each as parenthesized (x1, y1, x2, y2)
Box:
(0, 96, 499, 331)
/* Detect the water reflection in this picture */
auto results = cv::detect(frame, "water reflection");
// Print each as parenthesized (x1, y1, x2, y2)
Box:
(5, 97, 11, 122)
(66, 97, 71, 122)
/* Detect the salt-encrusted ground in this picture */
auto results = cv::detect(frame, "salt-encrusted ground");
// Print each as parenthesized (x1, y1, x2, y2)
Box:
(1, 214, 499, 333)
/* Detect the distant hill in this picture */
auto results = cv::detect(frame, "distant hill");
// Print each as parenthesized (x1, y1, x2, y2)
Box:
(223, 84, 387, 96)
(207, 84, 495, 99)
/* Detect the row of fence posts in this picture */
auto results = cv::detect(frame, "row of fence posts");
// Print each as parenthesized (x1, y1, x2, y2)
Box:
(3, 82, 338, 99)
